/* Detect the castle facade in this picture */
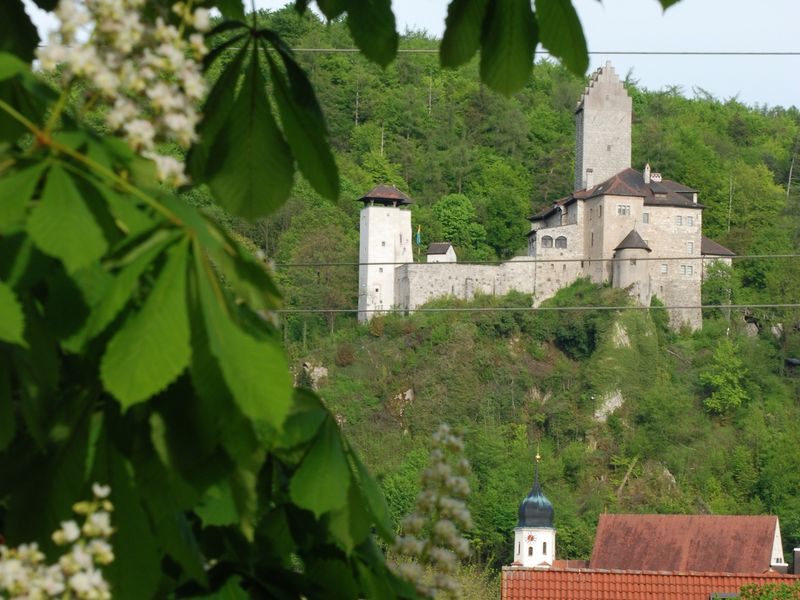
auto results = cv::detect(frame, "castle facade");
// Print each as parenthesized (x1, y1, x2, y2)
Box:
(357, 63, 733, 329)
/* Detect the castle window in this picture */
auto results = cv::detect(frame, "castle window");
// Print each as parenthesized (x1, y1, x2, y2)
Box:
(541, 236, 553, 248)
(591, 232, 594, 247)
(589, 208, 593, 220)
(642, 212, 649, 224)
(630, 259, 636, 265)
(518, 542, 521, 555)
(555, 236, 567, 249)
(599, 205, 602, 218)
(687, 216, 694, 226)
(676, 215, 683, 226)
(528, 547, 533, 557)
(681, 265, 694, 276)
(382, 241, 386, 246)
(660, 264, 668, 274)
(617, 204, 630, 216)
(543, 541, 547, 554)
(379, 267, 383, 273)
(687, 241, 694, 255)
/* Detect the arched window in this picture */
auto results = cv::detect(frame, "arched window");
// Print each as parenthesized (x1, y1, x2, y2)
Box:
(528, 547, 533, 557)
(543, 542, 547, 555)
(541, 236, 553, 248)
(555, 236, 567, 249)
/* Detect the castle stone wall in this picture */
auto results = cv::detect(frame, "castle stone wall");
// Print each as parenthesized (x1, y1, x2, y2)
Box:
(640, 204, 703, 329)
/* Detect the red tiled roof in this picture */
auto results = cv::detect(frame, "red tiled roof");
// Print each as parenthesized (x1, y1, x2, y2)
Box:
(590, 514, 779, 573)
(502, 567, 800, 600)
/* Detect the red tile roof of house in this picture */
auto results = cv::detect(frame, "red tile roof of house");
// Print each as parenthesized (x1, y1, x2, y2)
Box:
(590, 514, 779, 573)
(502, 567, 800, 600)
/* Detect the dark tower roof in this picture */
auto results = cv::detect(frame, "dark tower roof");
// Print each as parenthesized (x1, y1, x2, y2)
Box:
(517, 454, 554, 528)
(614, 229, 652, 252)
(358, 185, 413, 206)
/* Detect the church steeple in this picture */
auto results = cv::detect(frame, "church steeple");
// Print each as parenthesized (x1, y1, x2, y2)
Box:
(513, 448, 556, 568)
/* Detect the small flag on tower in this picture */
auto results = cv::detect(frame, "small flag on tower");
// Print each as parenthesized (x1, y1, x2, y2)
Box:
(415, 224, 421, 246)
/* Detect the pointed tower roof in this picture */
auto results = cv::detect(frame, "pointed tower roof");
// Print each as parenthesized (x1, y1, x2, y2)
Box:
(517, 451, 554, 528)
(614, 230, 652, 252)
(358, 185, 413, 206)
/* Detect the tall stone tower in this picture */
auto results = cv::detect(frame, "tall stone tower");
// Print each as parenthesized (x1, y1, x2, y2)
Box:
(357, 185, 413, 323)
(513, 452, 556, 568)
(574, 62, 632, 191)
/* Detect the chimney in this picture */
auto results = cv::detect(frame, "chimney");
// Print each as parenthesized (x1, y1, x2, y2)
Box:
(644, 163, 651, 184)
(585, 168, 594, 189)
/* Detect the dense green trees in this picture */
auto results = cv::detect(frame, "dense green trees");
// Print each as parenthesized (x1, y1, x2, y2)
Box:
(250, 8, 799, 344)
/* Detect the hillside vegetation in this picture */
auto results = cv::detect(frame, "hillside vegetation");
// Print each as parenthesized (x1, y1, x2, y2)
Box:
(219, 4, 800, 581)
(294, 281, 800, 571)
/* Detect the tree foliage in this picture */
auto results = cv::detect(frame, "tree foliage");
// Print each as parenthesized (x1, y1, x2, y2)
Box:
(699, 337, 749, 414)
(0, 0, 695, 597)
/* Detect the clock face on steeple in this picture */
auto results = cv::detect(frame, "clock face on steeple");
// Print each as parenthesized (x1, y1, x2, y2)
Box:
(527, 534, 536, 542)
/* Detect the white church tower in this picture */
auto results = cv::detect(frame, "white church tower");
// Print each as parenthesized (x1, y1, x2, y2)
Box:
(357, 185, 413, 323)
(513, 450, 556, 568)
(574, 61, 632, 191)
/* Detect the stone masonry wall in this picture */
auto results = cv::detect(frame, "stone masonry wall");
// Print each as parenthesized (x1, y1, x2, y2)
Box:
(639, 204, 703, 329)
(574, 63, 632, 191)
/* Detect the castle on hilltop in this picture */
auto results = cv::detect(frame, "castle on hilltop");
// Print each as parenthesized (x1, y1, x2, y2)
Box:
(357, 62, 734, 329)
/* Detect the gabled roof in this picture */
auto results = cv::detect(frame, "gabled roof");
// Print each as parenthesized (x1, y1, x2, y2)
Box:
(614, 230, 652, 252)
(530, 169, 702, 219)
(426, 242, 453, 255)
(501, 567, 800, 600)
(359, 185, 413, 206)
(589, 514, 779, 573)
(583, 168, 701, 208)
(529, 197, 578, 222)
(701, 236, 736, 257)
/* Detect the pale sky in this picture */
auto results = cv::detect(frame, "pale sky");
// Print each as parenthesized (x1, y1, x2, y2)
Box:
(26, 0, 799, 108)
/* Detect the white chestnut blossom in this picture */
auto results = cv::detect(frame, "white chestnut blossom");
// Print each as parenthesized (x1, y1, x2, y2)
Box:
(37, 0, 210, 186)
(391, 424, 473, 599)
(0, 484, 114, 599)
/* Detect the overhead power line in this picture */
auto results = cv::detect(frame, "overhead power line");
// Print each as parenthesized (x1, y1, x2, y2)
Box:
(276, 303, 800, 315)
(272, 254, 800, 268)
(36, 44, 800, 57)
(288, 49, 800, 57)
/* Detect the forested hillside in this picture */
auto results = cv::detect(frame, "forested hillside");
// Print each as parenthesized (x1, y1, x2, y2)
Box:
(222, 8, 800, 343)
(216, 4, 800, 588)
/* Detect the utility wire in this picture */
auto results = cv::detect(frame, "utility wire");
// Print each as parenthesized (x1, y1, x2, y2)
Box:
(272, 254, 800, 268)
(276, 303, 800, 315)
(35, 44, 800, 57)
(288, 49, 800, 56)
